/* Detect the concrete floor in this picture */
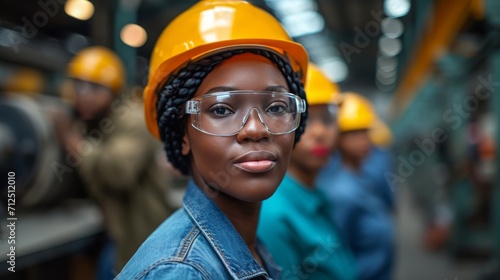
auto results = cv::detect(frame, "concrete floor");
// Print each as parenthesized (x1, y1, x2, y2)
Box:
(393, 185, 492, 280)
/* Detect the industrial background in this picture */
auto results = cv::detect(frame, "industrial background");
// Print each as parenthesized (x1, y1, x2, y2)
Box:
(0, 0, 499, 279)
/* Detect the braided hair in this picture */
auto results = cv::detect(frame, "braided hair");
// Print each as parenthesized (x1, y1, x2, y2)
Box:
(156, 48, 308, 175)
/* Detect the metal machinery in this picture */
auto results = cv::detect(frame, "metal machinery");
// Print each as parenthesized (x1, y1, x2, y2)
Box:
(391, 0, 500, 277)
(0, 93, 102, 278)
(0, 95, 83, 209)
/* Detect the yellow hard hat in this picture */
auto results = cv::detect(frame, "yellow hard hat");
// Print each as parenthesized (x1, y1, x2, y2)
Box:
(4, 68, 45, 95)
(369, 118, 393, 147)
(305, 63, 341, 106)
(144, 0, 309, 139)
(338, 92, 376, 132)
(67, 46, 125, 94)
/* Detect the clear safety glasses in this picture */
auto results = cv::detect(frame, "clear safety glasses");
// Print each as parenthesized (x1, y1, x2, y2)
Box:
(185, 91, 306, 136)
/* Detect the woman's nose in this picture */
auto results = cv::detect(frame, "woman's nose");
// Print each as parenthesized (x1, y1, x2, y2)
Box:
(236, 108, 270, 142)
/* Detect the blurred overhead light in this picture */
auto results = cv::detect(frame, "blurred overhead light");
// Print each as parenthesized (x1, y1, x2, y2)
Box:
(120, 24, 147, 48)
(265, 0, 317, 15)
(65, 0, 94, 21)
(376, 67, 397, 79)
(384, 0, 411, 18)
(381, 18, 404, 38)
(375, 77, 396, 92)
(318, 58, 348, 83)
(378, 36, 402, 57)
(282, 11, 325, 37)
(377, 55, 398, 72)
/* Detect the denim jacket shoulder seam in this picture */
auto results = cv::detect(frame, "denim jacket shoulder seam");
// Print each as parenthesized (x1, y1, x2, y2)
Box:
(174, 225, 201, 261)
(131, 225, 203, 279)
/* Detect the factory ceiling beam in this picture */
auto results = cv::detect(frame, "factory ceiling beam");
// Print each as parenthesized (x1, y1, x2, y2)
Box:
(390, 0, 484, 117)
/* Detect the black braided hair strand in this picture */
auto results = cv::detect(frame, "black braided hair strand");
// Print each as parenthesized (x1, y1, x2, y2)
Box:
(156, 48, 308, 175)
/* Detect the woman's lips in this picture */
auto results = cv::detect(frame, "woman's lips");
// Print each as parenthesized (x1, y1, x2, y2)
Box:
(311, 146, 330, 157)
(234, 151, 277, 173)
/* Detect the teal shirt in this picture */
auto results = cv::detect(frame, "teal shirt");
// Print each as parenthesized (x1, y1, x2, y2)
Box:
(258, 174, 357, 280)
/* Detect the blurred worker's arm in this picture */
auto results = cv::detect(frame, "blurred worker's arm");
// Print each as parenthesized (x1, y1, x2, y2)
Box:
(62, 107, 157, 193)
(81, 127, 154, 192)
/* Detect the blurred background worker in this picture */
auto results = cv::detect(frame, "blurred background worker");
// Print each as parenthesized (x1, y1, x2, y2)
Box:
(319, 112, 396, 213)
(57, 46, 185, 278)
(258, 64, 357, 280)
(318, 93, 395, 280)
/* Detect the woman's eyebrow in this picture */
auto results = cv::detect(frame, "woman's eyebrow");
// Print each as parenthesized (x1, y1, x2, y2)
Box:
(204, 85, 289, 94)
(266, 85, 289, 92)
(205, 86, 235, 94)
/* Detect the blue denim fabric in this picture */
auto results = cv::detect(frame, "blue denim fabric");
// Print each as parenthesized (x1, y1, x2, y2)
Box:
(115, 180, 281, 280)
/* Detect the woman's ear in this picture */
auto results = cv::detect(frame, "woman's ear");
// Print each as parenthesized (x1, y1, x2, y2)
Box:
(181, 132, 191, 156)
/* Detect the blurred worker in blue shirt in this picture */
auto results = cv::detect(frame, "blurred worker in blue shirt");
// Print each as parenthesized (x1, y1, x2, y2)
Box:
(317, 93, 395, 280)
(319, 118, 395, 212)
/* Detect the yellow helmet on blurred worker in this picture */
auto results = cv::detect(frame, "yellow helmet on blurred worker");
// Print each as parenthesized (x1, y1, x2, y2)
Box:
(4, 68, 45, 96)
(338, 92, 376, 132)
(305, 63, 341, 106)
(369, 118, 393, 147)
(144, 0, 309, 139)
(67, 46, 125, 94)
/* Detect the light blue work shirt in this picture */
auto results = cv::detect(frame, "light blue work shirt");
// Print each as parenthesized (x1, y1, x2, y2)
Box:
(362, 147, 395, 211)
(116, 180, 281, 280)
(318, 149, 395, 211)
(258, 174, 357, 280)
(318, 166, 394, 280)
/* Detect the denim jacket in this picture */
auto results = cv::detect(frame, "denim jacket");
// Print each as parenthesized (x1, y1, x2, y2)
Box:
(115, 180, 281, 279)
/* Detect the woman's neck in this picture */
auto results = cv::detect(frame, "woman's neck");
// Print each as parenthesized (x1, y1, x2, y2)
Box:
(341, 155, 362, 171)
(211, 191, 263, 265)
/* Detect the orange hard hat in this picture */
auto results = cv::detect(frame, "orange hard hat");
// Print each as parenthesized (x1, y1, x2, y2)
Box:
(67, 46, 125, 94)
(369, 118, 393, 147)
(144, 0, 309, 139)
(305, 63, 341, 106)
(4, 68, 45, 95)
(338, 92, 376, 132)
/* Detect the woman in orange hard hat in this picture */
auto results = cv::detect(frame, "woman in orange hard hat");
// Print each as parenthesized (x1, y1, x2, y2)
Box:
(317, 93, 395, 280)
(117, 0, 308, 279)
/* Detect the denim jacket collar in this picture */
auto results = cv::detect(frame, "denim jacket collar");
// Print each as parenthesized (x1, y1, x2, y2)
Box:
(183, 180, 281, 279)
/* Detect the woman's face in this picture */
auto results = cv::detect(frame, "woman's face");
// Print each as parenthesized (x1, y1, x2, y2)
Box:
(290, 104, 338, 173)
(72, 79, 114, 121)
(181, 53, 296, 202)
(338, 129, 372, 161)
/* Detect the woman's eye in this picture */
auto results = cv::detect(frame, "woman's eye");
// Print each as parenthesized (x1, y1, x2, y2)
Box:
(267, 102, 288, 114)
(209, 105, 233, 116)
